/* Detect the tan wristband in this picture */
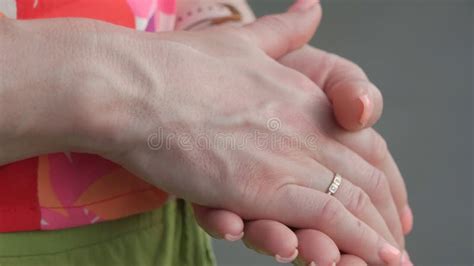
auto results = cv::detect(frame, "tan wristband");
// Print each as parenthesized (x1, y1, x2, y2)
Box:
(175, 0, 255, 31)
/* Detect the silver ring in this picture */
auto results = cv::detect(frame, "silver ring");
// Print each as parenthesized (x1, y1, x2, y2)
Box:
(327, 173, 342, 196)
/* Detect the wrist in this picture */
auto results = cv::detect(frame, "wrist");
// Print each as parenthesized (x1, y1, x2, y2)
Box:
(74, 21, 171, 162)
(0, 18, 131, 162)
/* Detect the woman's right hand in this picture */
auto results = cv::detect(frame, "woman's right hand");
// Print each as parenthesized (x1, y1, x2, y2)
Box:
(72, 3, 406, 265)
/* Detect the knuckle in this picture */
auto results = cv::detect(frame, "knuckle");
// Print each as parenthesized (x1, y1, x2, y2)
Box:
(320, 198, 344, 224)
(347, 186, 372, 215)
(336, 56, 367, 78)
(367, 167, 391, 205)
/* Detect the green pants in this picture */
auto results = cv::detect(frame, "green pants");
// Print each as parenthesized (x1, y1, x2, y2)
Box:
(0, 200, 216, 266)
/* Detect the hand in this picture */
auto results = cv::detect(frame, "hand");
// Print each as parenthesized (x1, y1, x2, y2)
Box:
(194, 206, 370, 266)
(194, 47, 413, 265)
(181, 2, 412, 265)
(280, 45, 413, 236)
(85, 3, 403, 264)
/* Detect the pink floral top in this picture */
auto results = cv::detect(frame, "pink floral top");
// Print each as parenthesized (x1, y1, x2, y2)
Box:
(0, 0, 176, 232)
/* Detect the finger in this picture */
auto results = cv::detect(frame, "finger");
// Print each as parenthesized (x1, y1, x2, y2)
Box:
(294, 229, 341, 266)
(240, 0, 321, 59)
(266, 184, 402, 265)
(328, 78, 382, 131)
(321, 53, 383, 131)
(293, 158, 399, 248)
(337, 255, 367, 266)
(279, 46, 383, 130)
(193, 208, 304, 264)
(192, 204, 244, 241)
(193, 206, 301, 262)
(381, 154, 413, 235)
(331, 128, 413, 235)
(315, 137, 405, 248)
(194, 207, 340, 265)
(242, 220, 299, 264)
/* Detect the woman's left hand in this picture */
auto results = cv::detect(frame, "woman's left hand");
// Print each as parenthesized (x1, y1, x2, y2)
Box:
(193, 45, 412, 266)
(279, 45, 412, 240)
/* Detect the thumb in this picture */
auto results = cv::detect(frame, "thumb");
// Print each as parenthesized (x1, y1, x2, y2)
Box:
(240, 0, 321, 59)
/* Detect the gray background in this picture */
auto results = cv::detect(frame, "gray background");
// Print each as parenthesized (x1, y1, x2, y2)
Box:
(212, 0, 474, 265)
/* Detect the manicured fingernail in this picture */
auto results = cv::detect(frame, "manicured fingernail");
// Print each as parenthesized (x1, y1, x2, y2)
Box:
(224, 232, 244, 242)
(358, 94, 373, 126)
(379, 243, 401, 264)
(275, 249, 299, 263)
(288, 0, 319, 12)
(401, 205, 414, 235)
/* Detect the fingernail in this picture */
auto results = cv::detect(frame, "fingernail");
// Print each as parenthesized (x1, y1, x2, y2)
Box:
(224, 232, 244, 242)
(379, 243, 401, 264)
(307, 261, 317, 266)
(358, 94, 373, 126)
(401, 205, 414, 235)
(275, 249, 299, 263)
(288, 0, 319, 12)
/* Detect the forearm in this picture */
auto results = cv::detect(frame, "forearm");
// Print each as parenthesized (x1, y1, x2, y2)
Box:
(0, 18, 133, 164)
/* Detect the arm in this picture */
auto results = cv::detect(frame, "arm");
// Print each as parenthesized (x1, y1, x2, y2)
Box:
(0, 8, 401, 264)
(0, 18, 103, 164)
(0, 17, 164, 164)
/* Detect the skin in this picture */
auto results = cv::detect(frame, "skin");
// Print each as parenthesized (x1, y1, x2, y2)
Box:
(195, 47, 413, 266)
(0, 1, 410, 265)
(187, 1, 413, 265)
(194, 46, 413, 265)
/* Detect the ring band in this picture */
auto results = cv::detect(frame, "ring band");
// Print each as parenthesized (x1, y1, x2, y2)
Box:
(327, 173, 342, 195)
